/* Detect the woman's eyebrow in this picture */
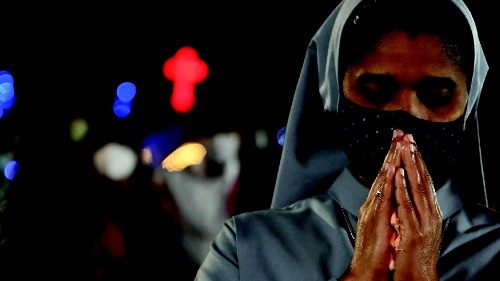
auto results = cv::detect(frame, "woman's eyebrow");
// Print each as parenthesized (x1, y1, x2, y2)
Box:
(357, 73, 457, 88)
(417, 76, 457, 87)
(357, 73, 397, 84)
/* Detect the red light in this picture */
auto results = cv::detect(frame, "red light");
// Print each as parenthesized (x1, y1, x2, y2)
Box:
(163, 46, 208, 113)
(101, 222, 126, 257)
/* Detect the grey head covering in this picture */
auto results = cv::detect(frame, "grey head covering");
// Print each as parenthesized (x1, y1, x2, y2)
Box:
(272, 0, 489, 208)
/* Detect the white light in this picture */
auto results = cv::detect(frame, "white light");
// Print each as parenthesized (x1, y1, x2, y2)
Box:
(254, 129, 268, 149)
(93, 143, 138, 181)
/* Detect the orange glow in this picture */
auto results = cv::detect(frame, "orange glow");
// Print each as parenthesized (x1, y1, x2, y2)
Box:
(141, 147, 153, 165)
(163, 46, 208, 113)
(162, 142, 206, 172)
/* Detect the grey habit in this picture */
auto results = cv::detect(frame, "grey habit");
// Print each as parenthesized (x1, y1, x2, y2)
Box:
(195, 0, 500, 280)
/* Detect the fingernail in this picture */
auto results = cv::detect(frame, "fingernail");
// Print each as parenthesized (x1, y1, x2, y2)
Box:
(407, 134, 415, 144)
(392, 129, 403, 140)
(400, 168, 406, 187)
(389, 259, 395, 271)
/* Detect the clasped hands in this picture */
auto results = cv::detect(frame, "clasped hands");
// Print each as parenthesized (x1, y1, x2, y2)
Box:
(342, 129, 443, 281)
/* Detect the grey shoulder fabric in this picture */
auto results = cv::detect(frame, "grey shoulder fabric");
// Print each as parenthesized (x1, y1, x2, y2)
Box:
(194, 219, 239, 280)
(196, 194, 353, 281)
(438, 205, 500, 280)
(195, 190, 500, 280)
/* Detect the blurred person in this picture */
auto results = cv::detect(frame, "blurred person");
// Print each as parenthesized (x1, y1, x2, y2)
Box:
(76, 134, 195, 280)
(195, 0, 500, 280)
(153, 131, 241, 266)
(91, 157, 198, 281)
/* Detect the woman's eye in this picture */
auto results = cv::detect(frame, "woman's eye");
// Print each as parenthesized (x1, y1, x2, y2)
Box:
(416, 77, 456, 108)
(357, 74, 397, 106)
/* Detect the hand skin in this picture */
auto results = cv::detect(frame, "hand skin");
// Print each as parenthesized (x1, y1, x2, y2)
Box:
(392, 135, 442, 281)
(341, 131, 443, 281)
(340, 130, 403, 281)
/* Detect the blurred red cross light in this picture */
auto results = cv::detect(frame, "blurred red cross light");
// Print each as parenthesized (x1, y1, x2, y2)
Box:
(163, 46, 208, 113)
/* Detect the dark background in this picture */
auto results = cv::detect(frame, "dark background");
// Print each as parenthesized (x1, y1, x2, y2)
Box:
(0, 1, 497, 279)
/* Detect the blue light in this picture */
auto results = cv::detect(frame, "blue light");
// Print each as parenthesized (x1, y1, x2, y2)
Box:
(142, 126, 183, 167)
(0, 94, 15, 110)
(113, 99, 132, 118)
(0, 71, 15, 103)
(0, 71, 14, 84)
(277, 127, 286, 147)
(116, 82, 136, 103)
(4, 160, 19, 181)
(0, 82, 14, 103)
(0, 106, 3, 119)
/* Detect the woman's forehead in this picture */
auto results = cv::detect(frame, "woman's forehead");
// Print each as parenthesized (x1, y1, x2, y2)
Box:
(353, 31, 467, 80)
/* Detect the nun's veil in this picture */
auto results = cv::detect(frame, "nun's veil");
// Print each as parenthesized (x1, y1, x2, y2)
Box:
(271, 0, 489, 209)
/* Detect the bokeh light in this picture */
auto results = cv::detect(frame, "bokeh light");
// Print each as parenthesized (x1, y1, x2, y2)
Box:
(0, 81, 15, 103)
(0, 71, 15, 104)
(70, 118, 89, 142)
(142, 126, 183, 168)
(116, 82, 136, 103)
(141, 147, 153, 165)
(162, 142, 206, 172)
(255, 129, 269, 149)
(0, 70, 15, 118)
(0, 94, 15, 110)
(277, 127, 286, 147)
(0, 71, 14, 84)
(113, 99, 132, 118)
(4, 160, 19, 181)
(101, 223, 126, 258)
(163, 46, 208, 113)
(113, 82, 137, 118)
(93, 143, 138, 181)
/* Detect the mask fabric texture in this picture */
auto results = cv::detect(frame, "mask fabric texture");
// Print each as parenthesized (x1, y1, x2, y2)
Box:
(337, 94, 464, 188)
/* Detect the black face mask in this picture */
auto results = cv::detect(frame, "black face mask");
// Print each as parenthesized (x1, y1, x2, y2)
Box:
(337, 94, 464, 188)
